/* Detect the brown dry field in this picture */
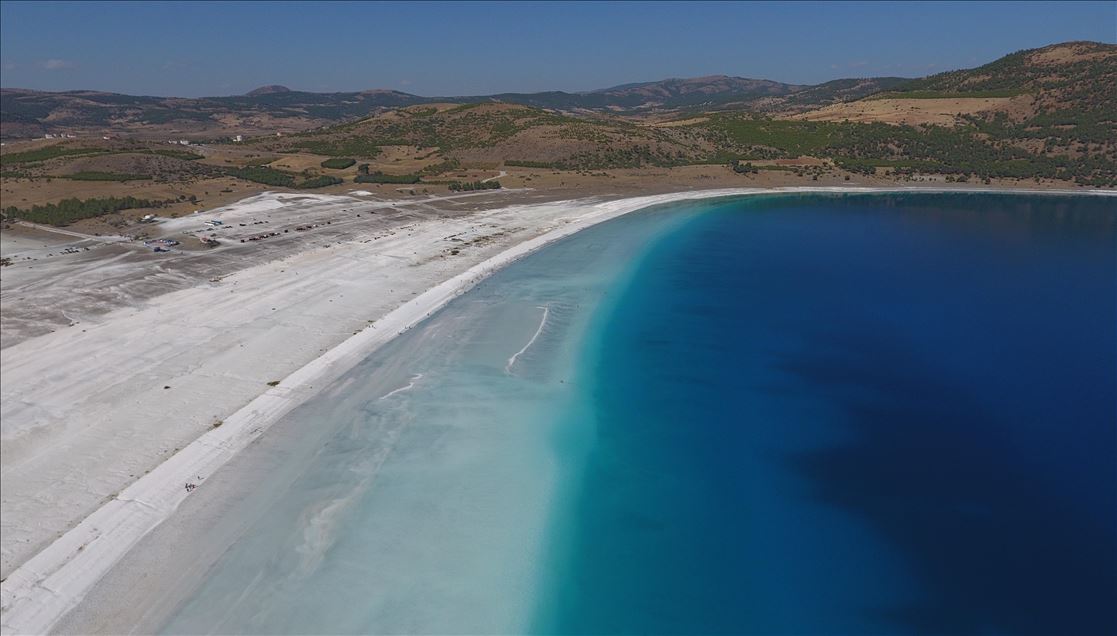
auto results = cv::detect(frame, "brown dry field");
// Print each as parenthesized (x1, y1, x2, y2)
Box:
(1, 163, 1088, 243)
(0, 177, 270, 234)
(0, 141, 453, 235)
(2, 131, 1100, 238)
(194, 145, 283, 167)
(266, 146, 439, 175)
(790, 96, 1032, 126)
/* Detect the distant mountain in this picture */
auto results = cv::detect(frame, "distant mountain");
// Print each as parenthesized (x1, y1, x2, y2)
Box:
(591, 75, 803, 108)
(772, 77, 910, 111)
(0, 74, 901, 139)
(245, 85, 292, 96)
(474, 77, 916, 115)
(0, 88, 429, 139)
(3, 41, 1112, 140)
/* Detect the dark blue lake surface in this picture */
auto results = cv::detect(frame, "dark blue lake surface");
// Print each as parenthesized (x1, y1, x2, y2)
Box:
(536, 193, 1116, 635)
(159, 192, 1115, 636)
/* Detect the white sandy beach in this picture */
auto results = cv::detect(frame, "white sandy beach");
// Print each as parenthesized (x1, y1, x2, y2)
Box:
(1, 186, 1111, 634)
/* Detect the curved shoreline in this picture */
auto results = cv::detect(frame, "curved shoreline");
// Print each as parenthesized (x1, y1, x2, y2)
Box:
(1, 186, 1112, 634)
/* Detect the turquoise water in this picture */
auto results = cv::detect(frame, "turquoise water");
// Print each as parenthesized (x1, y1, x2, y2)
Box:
(162, 193, 1115, 635)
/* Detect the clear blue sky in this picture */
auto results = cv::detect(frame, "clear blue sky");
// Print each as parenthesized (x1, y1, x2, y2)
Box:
(1, 1, 1113, 97)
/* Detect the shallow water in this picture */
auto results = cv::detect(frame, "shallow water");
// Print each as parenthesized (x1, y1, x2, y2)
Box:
(162, 193, 1116, 635)
(159, 200, 699, 634)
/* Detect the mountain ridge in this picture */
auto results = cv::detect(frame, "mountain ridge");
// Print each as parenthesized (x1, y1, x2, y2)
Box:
(0, 74, 899, 139)
(1, 40, 1112, 140)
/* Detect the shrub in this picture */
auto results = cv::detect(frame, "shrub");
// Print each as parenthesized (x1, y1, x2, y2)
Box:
(298, 175, 343, 189)
(320, 157, 356, 169)
(354, 172, 421, 184)
(65, 171, 152, 181)
(448, 180, 501, 191)
(3, 196, 172, 226)
(225, 166, 296, 187)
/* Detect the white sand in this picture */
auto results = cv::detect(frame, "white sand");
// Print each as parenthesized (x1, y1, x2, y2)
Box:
(1, 186, 1110, 634)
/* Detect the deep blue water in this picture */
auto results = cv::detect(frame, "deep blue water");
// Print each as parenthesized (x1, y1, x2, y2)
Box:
(158, 192, 1115, 636)
(536, 193, 1117, 635)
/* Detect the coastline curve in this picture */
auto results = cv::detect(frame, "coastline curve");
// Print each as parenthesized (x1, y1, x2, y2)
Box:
(1, 186, 1112, 635)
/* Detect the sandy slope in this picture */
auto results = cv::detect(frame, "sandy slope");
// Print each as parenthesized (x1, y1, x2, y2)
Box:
(0, 190, 588, 579)
(791, 95, 1030, 126)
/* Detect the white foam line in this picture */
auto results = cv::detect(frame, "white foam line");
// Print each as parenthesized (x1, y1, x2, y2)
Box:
(378, 374, 424, 401)
(1, 186, 1112, 635)
(506, 306, 549, 374)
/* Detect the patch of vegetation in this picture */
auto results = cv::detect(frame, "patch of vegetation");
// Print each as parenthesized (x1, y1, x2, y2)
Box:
(320, 157, 356, 169)
(419, 157, 461, 175)
(297, 175, 343, 188)
(226, 166, 296, 187)
(505, 160, 555, 169)
(867, 90, 1024, 100)
(146, 148, 204, 160)
(695, 115, 1117, 185)
(730, 159, 759, 174)
(292, 138, 382, 157)
(354, 172, 421, 184)
(282, 104, 581, 155)
(831, 157, 921, 171)
(448, 180, 501, 191)
(65, 171, 152, 181)
(777, 77, 910, 109)
(0, 145, 204, 168)
(701, 116, 843, 156)
(239, 156, 278, 167)
(140, 109, 215, 124)
(550, 145, 692, 170)
(3, 196, 172, 226)
(224, 165, 344, 189)
(0, 145, 106, 167)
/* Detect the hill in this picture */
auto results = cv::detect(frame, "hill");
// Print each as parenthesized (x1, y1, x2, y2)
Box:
(264, 102, 710, 170)
(0, 74, 900, 140)
(893, 41, 1116, 148)
(245, 85, 293, 96)
(588, 75, 802, 109)
(795, 42, 1115, 142)
(0, 88, 429, 140)
(894, 41, 1114, 100)
(3, 41, 1114, 193)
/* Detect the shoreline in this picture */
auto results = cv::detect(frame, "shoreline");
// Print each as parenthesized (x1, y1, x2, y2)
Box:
(1, 186, 1112, 634)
